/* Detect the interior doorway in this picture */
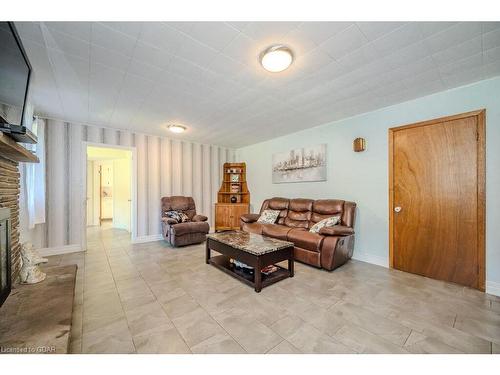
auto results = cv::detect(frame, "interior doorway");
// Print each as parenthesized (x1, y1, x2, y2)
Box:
(388, 110, 485, 291)
(85, 145, 135, 241)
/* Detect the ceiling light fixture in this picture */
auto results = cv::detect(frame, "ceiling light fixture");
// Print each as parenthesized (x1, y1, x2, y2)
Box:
(260, 45, 294, 73)
(167, 124, 187, 133)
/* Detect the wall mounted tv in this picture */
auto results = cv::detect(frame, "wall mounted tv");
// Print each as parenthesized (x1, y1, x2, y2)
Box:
(0, 22, 32, 127)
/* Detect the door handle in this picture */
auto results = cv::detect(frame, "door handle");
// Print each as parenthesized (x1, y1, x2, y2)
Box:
(394, 206, 402, 213)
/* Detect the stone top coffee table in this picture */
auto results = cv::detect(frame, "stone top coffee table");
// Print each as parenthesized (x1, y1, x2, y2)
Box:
(206, 230, 294, 293)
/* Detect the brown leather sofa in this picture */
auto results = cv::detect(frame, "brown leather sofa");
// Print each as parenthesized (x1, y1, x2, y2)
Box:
(240, 197, 356, 271)
(161, 196, 210, 247)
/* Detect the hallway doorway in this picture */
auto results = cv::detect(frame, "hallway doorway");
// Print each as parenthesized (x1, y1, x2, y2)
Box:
(85, 145, 135, 243)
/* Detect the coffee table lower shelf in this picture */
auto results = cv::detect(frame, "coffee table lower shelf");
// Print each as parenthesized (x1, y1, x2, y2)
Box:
(208, 255, 291, 291)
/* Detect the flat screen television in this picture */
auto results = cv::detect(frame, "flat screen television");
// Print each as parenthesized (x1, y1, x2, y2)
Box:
(0, 22, 32, 127)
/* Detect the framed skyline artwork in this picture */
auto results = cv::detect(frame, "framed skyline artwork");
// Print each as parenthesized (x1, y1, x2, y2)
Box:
(272, 144, 327, 183)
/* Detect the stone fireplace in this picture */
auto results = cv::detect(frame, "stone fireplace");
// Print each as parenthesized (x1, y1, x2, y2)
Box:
(0, 207, 11, 307)
(0, 133, 39, 304)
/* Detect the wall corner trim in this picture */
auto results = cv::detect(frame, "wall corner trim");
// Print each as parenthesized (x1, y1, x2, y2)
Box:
(351, 250, 389, 268)
(131, 234, 163, 244)
(486, 281, 500, 297)
(38, 244, 82, 257)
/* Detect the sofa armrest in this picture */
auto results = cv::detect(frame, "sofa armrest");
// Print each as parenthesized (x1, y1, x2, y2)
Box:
(240, 213, 260, 223)
(319, 225, 354, 236)
(162, 217, 178, 225)
(192, 214, 208, 222)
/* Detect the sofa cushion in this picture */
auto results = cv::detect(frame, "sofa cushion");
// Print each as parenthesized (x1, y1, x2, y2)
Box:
(171, 222, 209, 236)
(285, 198, 313, 228)
(261, 197, 289, 225)
(162, 196, 197, 220)
(310, 199, 344, 227)
(261, 224, 293, 240)
(257, 209, 280, 224)
(309, 216, 341, 233)
(241, 221, 263, 235)
(287, 228, 324, 252)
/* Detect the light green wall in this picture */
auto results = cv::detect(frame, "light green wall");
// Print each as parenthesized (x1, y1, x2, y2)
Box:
(237, 76, 500, 294)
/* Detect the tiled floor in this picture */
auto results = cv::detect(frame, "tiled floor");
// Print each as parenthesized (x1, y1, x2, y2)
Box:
(50, 225, 500, 354)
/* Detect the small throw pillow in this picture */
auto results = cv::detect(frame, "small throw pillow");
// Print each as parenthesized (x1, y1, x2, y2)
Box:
(165, 210, 190, 223)
(257, 209, 280, 224)
(309, 216, 341, 233)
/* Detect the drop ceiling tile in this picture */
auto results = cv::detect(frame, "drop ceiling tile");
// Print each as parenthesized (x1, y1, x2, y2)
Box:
(175, 37, 219, 68)
(132, 41, 173, 69)
(483, 60, 500, 78)
(356, 22, 407, 41)
(127, 58, 164, 82)
(44, 22, 92, 42)
(482, 22, 500, 33)
(284, 26, 322, 55)
(91, 23, 138, 56)
(119, 73, 154, 99)
(15, 22, 45, 45)
(419, 22, 458, 38)
(240, 22, 301, 41)
(287, 22, 352, 49)
(221, 33, 260, 68)
(439, 53, 483, 77)
(401, 68, 442, 88)
(336, 44, 381, 71)
(186, 22, 240, 52)
(432, 36, 482, 66)
(139, 23, 186, 54)
(442, 64, 484, 88)
(294, 48, 335, 76)
(43, 28, 90, 61)
(320, 24, 369, 60)
(168, 55, 208, 81)
(484, 46, 500, 64)
(371, 22, 423, 55)
(99, 22, 144, 39)
(483, 27, 500, 50)
(385, 40, 431, 69)
(425, 22, 482, 53)
(90, 43, 131, 72)
(208, 53, 247, 78)
(166, 22, 195, 34)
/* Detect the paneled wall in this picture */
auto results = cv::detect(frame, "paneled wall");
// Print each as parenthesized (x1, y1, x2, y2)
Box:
(29, 119, 235, 249)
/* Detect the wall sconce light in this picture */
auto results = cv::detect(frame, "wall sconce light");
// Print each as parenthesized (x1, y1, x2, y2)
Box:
(353, 138, 366, 152)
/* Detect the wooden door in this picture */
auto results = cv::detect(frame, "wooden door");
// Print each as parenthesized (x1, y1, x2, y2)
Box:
(389, 110, 485, 290)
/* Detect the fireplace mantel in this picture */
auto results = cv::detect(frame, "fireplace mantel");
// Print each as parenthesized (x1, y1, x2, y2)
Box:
(0, 132, 39, 163)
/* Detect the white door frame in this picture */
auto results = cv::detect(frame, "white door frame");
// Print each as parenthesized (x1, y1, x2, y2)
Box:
(81, 142, 138, 250)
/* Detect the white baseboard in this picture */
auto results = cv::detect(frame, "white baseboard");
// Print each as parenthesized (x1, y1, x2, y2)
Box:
(352, 250, 500, 298)
(486, 281, 500, 297)
(352, 250, 388, 268)
(38, 244, 82, 257)
(131, 234, 163, 244)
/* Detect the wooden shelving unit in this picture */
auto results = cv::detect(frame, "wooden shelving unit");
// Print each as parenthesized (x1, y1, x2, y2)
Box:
(215, 162, 250, 231)
(217, 162, 250, 204)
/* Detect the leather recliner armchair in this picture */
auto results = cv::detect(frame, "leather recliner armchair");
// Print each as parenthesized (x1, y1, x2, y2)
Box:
(240, 197, 356, 271)
(161, 196, 210, 247)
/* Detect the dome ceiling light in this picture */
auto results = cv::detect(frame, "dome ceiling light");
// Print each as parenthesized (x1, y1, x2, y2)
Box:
(167, 124, 187, 133)
(260, 44, 294, 73)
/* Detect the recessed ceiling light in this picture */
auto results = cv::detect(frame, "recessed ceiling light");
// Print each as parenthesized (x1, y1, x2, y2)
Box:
(167, 124, 187, 133)
(260, 45, 294, 73)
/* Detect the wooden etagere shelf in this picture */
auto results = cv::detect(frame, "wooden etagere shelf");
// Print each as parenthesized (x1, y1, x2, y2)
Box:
(217, 163, 250, 204)
(215, 162, 250, 231)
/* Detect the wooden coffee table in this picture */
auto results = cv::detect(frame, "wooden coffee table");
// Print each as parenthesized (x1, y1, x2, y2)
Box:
(206, 231, 294, 293)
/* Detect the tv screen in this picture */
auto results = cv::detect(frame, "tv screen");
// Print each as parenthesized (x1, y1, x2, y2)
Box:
(0, 22, 31, 127)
